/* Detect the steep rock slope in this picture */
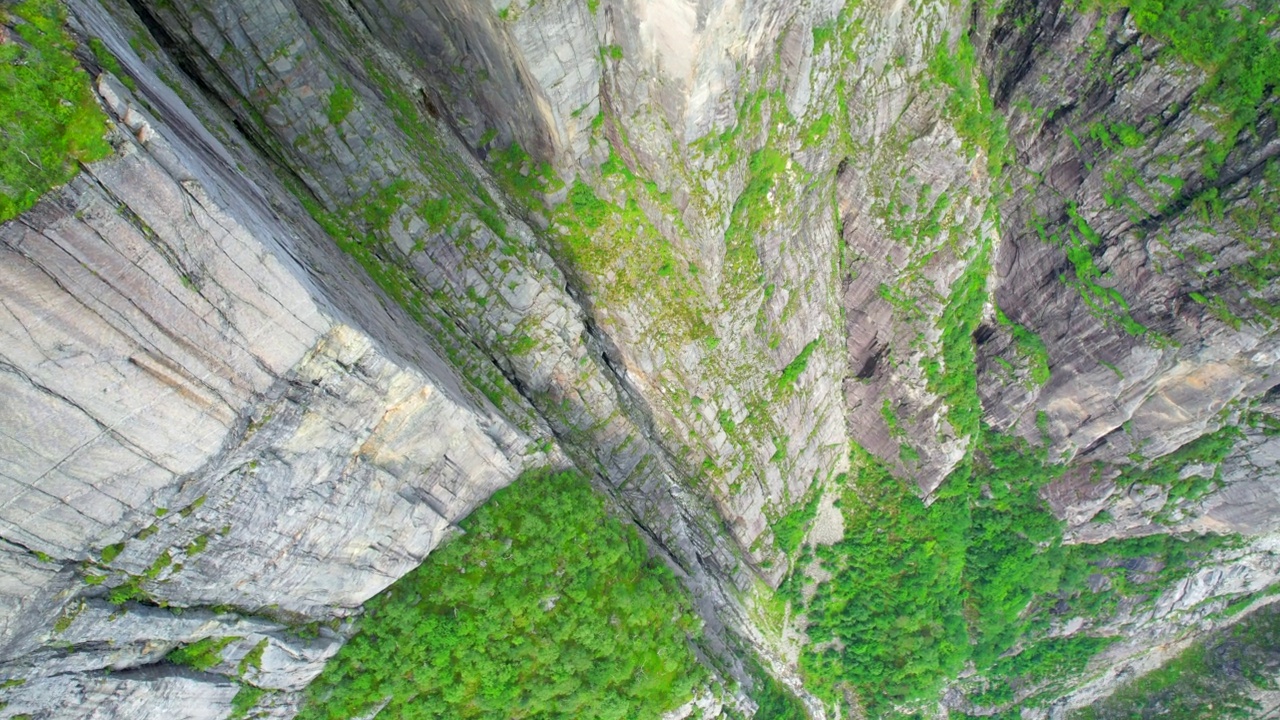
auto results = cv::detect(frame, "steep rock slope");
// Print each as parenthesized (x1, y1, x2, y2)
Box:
(0, 0, 1277, 716)
(1, 2, 541, 714)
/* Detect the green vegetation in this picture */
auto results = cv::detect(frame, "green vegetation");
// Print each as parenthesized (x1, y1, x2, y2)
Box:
(745, 656, 808, 720)
(811, 22, 836, 51)
(1225, 160, 1280, 323)
(143, 551, 172, 579)
(107, 577, 145, 604)
(881, 399, 905, 438)
(770, 488, 822, 555)
(795, 427, 1236, 715)
(965, 431, 1069, 668)
(1046, 0, 1280, 325)
(778, 339, 820, 391)
(229, 684, 266, 719)
(238, 639, 268, 675)
(1063, 206, 1146, 336)
(1033, 206, 1148, 336)
(1089, 122, 1144, 152)
(724, 148, 789, 293)
(185, 534, 209, 556)
(489, 143, 563, 211)
(275, 50, 544, 421)
(508, 146, 713, 348)
(179, 496, 206, 518)
(52, 600, 84, 633)
(1072, 601, 1280, 719)
(300, 469, 707, 720)
(326, 85, 356, 126)
(929, 32, 1010, 175)
(0, 0, 113, 222)
(995, 307, 1051, 386)
(974, 635, 1119, 706)
(801, 113, 834, 148)
(1112, 424, 1243, 520)
(802, 446, 969, 710)
(88, 38, 135, 91)
(167, 636, 238, 671)
(922, 246, 990, 440)
(567, 180, 609, 228)
(100, 543, 125, 564)
(1092, 0, 1280, 178)
(1168, 159, 1279, 327)
(287, 171, 525, 415)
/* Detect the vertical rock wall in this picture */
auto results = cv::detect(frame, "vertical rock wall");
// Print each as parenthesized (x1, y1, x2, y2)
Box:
(0, 3, 541, 712)
(0, 0, 1277, 715)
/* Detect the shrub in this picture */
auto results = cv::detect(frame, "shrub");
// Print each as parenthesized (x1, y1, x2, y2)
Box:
(229, 684, 266, 720)
(771, 489, 822, 555)
(167, 636, 238, 671)
(778, 339, 820, 391)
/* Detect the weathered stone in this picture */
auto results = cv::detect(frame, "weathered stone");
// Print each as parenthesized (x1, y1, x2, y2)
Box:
(0, 0, 1276, 716)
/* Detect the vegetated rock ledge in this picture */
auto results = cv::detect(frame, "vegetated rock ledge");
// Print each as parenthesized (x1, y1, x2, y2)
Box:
(0, 0, 1277, 716)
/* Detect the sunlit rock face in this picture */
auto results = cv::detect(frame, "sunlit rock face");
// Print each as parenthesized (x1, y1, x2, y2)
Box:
(0, 0, 1276, 715)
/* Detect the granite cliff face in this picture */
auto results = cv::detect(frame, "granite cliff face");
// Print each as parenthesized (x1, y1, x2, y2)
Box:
(0, 0, 1276, 716)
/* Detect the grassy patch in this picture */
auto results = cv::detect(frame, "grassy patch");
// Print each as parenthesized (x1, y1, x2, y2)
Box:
(811, 22, 836, 51)
(995, 307, 1051, 386)
(488, 142, 563, 211)
(100, 543, 125, 564)
(513, 146, 712, 347)
(185, 534, 209, 557)
(52, 599, 85, 633)
(724, 148, 788, 294)
(1035, 206, 1148, 336)
(1114, 424, 1243, 520)
(88, 38, 135, 91)
(0, 0, 112, 222)
(238, 638, 268, 675)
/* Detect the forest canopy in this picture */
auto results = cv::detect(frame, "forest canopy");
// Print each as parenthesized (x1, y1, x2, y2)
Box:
(300, 468, 708, 720)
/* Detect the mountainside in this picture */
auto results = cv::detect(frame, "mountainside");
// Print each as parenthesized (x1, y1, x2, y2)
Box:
(0, 0, 1277, 717)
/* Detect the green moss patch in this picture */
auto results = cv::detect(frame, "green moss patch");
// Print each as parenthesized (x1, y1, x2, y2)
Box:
(1, 0, 112, 222)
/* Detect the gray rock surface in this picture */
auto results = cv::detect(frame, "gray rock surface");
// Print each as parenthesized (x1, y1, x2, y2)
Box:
(2, 670, 240, 720)
(2, 2, 541, 714)
(978, 1, 1280, 461)
(0, 0, 1277, 716)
